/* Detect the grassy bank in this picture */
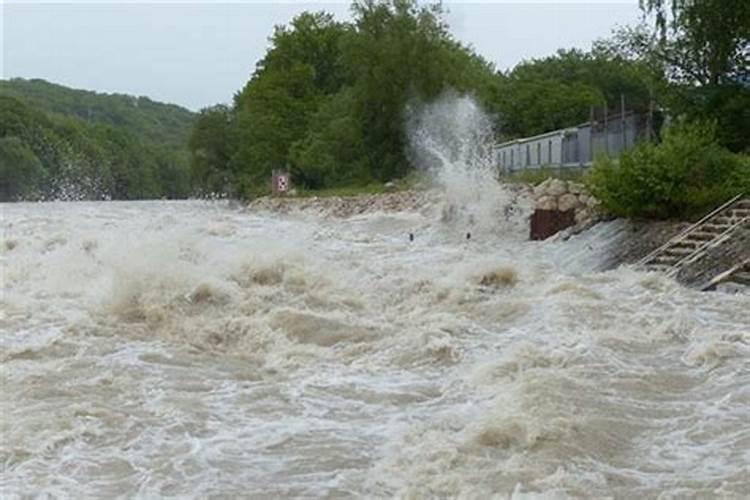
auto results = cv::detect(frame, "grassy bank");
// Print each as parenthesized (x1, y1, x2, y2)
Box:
(498, 166, 588, 186)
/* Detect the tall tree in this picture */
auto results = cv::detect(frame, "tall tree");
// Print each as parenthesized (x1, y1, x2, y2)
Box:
(495, 49, 655, 139)
(230, 12, 350, 195)
(626, 1, 750, 151)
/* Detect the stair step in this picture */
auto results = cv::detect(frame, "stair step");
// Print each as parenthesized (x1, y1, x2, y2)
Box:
(730, 208, 750, 217)
(713, 217, 737, 225)
(670, 240, 701, 249)
(688, 231, 718, 241)
(701, 223, 732, 232)
(665, 247, 696, 256)
(731, 272, 750, 285)
(647, 264, 673, 273)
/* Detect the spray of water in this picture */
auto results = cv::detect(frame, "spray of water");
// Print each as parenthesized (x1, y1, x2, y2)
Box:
(407, 92, 517, 233)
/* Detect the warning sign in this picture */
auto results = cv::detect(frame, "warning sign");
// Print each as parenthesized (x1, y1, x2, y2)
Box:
(272, 170, 291, 195)
(277, 175, 289, 192)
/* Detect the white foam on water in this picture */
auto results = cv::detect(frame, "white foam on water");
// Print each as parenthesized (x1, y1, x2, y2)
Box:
(2, 118, 749, 497)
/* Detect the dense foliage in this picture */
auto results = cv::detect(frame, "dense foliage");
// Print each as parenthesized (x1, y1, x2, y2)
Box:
(588, 121, 750, 219)
(586, 0, 750, 220)
(495, 48, 657, 139)
(0, 79, 194, 150)
(5, 0, 743, 209)
(606, 1, 750, 152)
(189, 0, 657, 197)
(188, 2, 502, 196)
(0, 80, 195, 201)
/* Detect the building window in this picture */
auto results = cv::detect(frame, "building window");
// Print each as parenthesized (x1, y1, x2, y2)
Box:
(537, 143, 541, 165)
(511, 149, 514, 166)
(548, 140, 552, 163)
(526, 145, 530, 166)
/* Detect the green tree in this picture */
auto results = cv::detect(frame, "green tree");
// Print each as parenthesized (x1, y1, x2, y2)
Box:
(639, 0, 749, 85)
(0, 136, 44, 201)
(495, 49, 656, 139)
(338, 0, 498, 181)
(607, 2, 750, 151)
(188, 105, 236, 195)
(230, 12, 350, 195)
(289, 88, 369, 188)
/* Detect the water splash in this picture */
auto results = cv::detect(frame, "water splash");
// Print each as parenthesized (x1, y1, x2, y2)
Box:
(407, 92, 515, 233)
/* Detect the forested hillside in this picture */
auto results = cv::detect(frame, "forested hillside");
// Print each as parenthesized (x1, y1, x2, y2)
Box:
(0, 79, 194, 150)
(0, 79, 195, 201)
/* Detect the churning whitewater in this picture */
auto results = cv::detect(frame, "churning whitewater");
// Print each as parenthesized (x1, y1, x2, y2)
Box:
(2, 97, 749, 498)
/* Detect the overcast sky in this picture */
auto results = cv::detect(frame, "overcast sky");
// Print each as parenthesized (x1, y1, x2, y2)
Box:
(2, 1, 643, 111)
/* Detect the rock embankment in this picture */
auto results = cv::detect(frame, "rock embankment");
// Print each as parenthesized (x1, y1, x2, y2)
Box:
(246, 190, 437, 218)
(530, 178, 602, 239)
(533, 178, 601, 226)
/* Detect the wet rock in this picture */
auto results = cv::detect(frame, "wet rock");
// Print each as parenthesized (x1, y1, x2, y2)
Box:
(567, 181, 585, 194)
(533, 179, 552, 197)
(536, 196, 558, 211)
(558, 193, 580, 212)
(585, 196, 601, 209)
(546, 178, 568, 197)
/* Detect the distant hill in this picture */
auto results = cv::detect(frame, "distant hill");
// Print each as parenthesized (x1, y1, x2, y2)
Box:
(0, 78, 195, 150)
(0, 79, 199, 201)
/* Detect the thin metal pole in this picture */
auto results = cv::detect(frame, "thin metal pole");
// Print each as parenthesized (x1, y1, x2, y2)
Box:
(621, 93, 626, 150)
(589, 105, 594, 164)
(603, 102, 609, 155)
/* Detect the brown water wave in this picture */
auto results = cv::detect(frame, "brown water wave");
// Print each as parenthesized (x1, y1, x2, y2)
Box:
(2, 200, 748, 498)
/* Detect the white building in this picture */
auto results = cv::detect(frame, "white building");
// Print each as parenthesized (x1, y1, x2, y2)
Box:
(496, 112, 640, 173)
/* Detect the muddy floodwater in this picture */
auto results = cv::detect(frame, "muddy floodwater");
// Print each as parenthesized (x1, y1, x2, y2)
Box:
(1, 198, 749, 498)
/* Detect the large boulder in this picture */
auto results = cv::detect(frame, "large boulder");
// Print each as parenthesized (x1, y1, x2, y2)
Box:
(567, 181, 585, 194)
(558, 193, 581, 212)
(546, 178, 568, 197)
(575, 208, 593, 225)
(534, 178, 553, 197)
(585, 195, 601, 209)
(536, 195, 558, 211)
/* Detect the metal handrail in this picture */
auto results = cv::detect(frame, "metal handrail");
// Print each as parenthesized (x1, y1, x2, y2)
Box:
(666, 215, 749, 277)
(638, 193, 745, 266)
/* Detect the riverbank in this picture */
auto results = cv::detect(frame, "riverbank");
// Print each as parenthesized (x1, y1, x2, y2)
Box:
(246, 190, 439, 217)
(245, 185, 748, 288)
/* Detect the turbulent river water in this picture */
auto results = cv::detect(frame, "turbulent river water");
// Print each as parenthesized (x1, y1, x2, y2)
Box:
(2, 195, 749, 499)
(2, 95, 749, 499)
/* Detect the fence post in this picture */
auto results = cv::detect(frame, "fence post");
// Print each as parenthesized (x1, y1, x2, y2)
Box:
(589, 106, 594, 164)
(603, 102, 609, 155)
(620, 93, 626, 151)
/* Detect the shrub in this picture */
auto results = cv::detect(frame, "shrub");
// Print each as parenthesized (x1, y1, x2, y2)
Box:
(587, 121, 750, 220)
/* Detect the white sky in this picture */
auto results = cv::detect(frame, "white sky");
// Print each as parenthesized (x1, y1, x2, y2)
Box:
(2, 1, 643, 110)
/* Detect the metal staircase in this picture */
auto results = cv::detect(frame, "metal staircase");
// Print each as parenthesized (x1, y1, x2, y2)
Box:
(638, 194, 750, 277)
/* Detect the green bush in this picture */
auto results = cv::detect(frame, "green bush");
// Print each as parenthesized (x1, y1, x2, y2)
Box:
(587, 121, 750, 220)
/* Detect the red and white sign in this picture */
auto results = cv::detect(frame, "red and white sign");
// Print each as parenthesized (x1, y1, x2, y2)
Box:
(276, 175, 289, 192)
